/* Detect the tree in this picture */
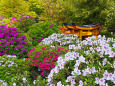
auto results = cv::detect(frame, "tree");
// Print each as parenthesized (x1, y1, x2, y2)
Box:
(0, 0, 30, 17)
(30, 0, 64, 22)
(28, 0, 43, 16)
(59, 0, 115, 26)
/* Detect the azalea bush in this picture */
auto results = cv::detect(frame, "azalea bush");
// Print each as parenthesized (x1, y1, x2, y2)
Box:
(0, 15, 36, 32)
(9, 14, 36, 32)
(47, 35, 115, 86)
(27, 44, 68, 77)
(0, 55, 30, 86)
(40, 33, 80, 47)
(100, 30, 115, 39)
(0, 18, 10, 27)
(27, 21, 61, 46)
(0, 55, 48, 86)
(0, 26, 32, 58)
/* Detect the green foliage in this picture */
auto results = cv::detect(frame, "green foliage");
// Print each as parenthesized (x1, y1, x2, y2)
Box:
(100, 28, 115, 39)
(0, 18, 11, 26)
(33, 76, 48, 86)
(0, 0, 29, 17)
(34, 0, 64, 23)
(28, 0, 43, 16)
(10, 15, 36, 32)
(105, 5, 115, 28)
(0, 15, 36, 32)
(59, 0, 115, 26)
(0, 55, 30, 85)
(27, 21, 61, 46)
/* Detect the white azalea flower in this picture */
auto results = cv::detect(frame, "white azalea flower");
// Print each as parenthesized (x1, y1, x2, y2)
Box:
(91, 67, 97, 73)
(112, 43, 115, 47)
(22, 77, 26, 82)
(57, 81, 64, 86)
(102, 58, 107, 66)
(50, 84, 55, 86)
(79, 55, 85, 63)
(13, 83, 16, 86)
(108, 51, 115, 58)
(74, 60, 80, 67)
(99, 78, 105, 86)
(33, 80, 36, 84)
(95, 77, 99, 84)
(79, 80, 83, 86)
(96, 46, 101, 52)
(107, 73, 113, 80)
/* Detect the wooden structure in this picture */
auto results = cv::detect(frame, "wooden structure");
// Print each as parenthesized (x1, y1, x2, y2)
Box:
(60, 23, 101, 40)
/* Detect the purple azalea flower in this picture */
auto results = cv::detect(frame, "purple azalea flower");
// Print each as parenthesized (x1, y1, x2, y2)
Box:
(18, 45, 24, 48)
(12, 17, 15, 19)
(8, 47, 10, 49)
(41, 37, 44, 40)
(50, 24, 54, 27)
(22, 48, 27, 52)
(38, 39, 41, 42)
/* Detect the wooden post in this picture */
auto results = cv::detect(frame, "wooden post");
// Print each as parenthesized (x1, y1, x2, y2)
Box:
(79, 30, 82, 40)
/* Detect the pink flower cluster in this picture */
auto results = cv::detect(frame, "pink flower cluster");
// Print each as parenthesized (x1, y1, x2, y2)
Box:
(27, 45, 68, 77)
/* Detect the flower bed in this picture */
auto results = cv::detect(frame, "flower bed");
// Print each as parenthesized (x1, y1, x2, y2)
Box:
(0, 55, 30, 86)
(0, 26, 32, 58)
(0, 23, 115, 86)
(0, 15, 36, 32)
(27, 44, 68, 77)
(47, 35, 115, 86)
(40, 33, 80, 47)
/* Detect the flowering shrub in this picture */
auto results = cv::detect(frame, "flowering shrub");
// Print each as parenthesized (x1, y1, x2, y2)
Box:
(0, 74, 48, 86)
(9, 15, 36, 32)
(0, 16, 5, 21)
(27, 21, 61, 46)
(0, 14, 36, 32)
(0, 56, 47, 86)
(0, 18, 11, 27)
(48, 35, 115, 86)
(0, 55, 31, 85)
(40, 33, 80, 47)
(0, 26, 32, 58)
(27, 44, 68, 77)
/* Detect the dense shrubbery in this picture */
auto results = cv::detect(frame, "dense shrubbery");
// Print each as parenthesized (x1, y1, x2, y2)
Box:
(27, 21, 61, 46)
(0, 0, 114, 85)
(100, 29, 115, 39)
(27, 44, 68, 77)
(0, 26, 32, 58)
(40, 33, 80, 47)
(48, 35, 115, 86)
(0, 15, 36, 32)
(0, 55, 49, 86)
(0, 55, 30, 85)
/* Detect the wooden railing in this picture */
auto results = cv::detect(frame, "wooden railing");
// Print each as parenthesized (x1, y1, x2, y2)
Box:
(60, 23, 101, 40)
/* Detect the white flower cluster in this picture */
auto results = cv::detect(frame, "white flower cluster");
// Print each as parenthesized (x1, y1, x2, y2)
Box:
(0, 55, 17, 67)
(95, 70, 115, 85)
(65, 76, 76, 86)
(48, 52, 80, 85)
(82, 67, 97, 76)
(39, 33, 79, 46)
(73, 35, 115, 58)
(0, 80, 7, 86)
(47, 35, 115, 86)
